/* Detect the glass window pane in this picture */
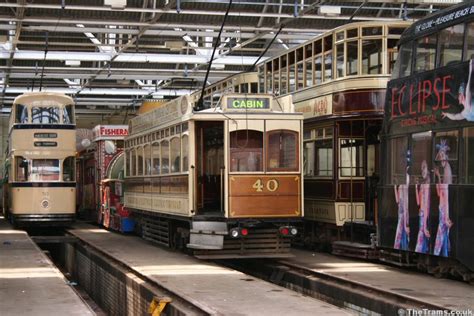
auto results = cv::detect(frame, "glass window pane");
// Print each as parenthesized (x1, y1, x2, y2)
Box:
(466, 22, 474, 61)
(230, 130, 263, 172)
(414, 34, 437, 73)
(125, 150, 131, 176)
(15, 156, 28, 181)
(304, 141, 315, 177)
(339, 139, 364, 177)
(182, 135, 188, 172)
(170, 137, 181, 173)
(336, 43, 344, 78)
(388, 39, 399, 74)
(314, 55, 322, 85)
(362, 39, 382, 75)
(63, 156, 75, 181)
(63, 104, 74, 124)
(464, 127, 474, 183)
(346, 40, 359, 76)
(31, 159, 60, 181)
(144, 144, 152, 175)
(324, 53, 332, 81)
(152, 142, 160, 175)
(281, 67, 288, 95)
(15, 104, 28, 123)
(439, 24, 464, 67)
(161, 140, 169, 174)
(362, 27, 382, 36)
(131, 148, 136, 176)
(316, 139, 333, 176)
(347, 28, 358, 39)
(289, 64, 296, 93)
(393, 42, 413, 79)
(266, 62, 273, 94)
(267, 130, 298, 171)
(297, 63, 304, 90)
(434, 131, 458, 184)
(31, 107, 61, 124)
(389, 137, 407, 184)
(137, 147, 144, 176)
(305, 58, 313, 87)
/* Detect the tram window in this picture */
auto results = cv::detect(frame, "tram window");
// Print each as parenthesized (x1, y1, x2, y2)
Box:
(434, 131, 458, 184)
(336, 31, 344, 42)
(31, 159, 60, 181)
(314, 55, 322, 85)
(414, 34, 437, 73)
(251, 82, 258, 94)
(170, 137, 181, 173)
(15, 104, 28, 123)
(347, 28, 358, 39)
(258, 65, 265, 93)
(305, 43, 312, 58)
(230, 130, 263, 172)
(63, 157, 75, 182)
(131, 148, 137, 176)
(388, 27, 406, 35)
(304, 142, 315, 176)
(362, 27, 382, 37)
(339, 139, 364, 177)
(439, 24, 464, 67)
(240, 83, 248, 93)
(161, 140, 170, 174)
(296, 47, 304, 63)
(31, 107, 61, 124)
(15, 156, 28, 181)
(305, 57, 313, 87)
(267, 130, 298, 172)
(289, 64, 296, 93)
(346, 41, 359, 76)
(63, 104, 74, 124)
(273, 69, 280, 95)
(266, 62, 273, 93)
(137, 147, 144, 176)
(182, 122, 188, 132)
(411, 132, 432, 184)
(144, 144, 152, 175)
(182, 135, 189, 172)
(152, 142, 160, 175)
(125, 150, 131, 176)
(464, 128, 474, 183)
(281, 67, 288, 95)
(466, 22, 474, 61)
(362, 40, 382, 75)
(297, 63, 304, 90)
(393, 42, 413, 79)
(389, 137, 408, 184)
(324, 52, 333, 81)
(387, 39, 399, 74)
(336, 44, 344, 78)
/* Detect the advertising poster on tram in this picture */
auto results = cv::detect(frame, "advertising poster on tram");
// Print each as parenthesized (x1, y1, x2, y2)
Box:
(379, 59, 474, 269)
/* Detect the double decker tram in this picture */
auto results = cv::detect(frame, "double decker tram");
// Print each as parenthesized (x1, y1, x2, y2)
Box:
(124, 78, 304, 258)
(257, 21, 409, 248)
(2, 92, 76, 226)
(379, 2, 474, 280)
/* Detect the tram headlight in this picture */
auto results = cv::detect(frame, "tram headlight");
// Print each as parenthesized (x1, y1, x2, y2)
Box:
(290, 227, 298, 236)
(230, 228, 240, 238)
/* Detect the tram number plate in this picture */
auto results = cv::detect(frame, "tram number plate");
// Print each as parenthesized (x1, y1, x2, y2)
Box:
(252, 179, 279, 192)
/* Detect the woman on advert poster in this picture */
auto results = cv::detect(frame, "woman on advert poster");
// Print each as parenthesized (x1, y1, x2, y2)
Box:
(394, 167, 410, 250)
(415, 160, 430, 253)
(434, 140, 453, 257)
(442, 59, 474, 121)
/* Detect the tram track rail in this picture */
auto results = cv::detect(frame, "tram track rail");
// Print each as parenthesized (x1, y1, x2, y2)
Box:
(218, 258, 452, 315)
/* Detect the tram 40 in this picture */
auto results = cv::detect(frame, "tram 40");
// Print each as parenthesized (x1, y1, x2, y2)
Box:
(124, 93, 304, 258)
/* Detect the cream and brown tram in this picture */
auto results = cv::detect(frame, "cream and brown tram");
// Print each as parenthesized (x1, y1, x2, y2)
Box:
(124, 89, 303, 258)
(2, 92, 76, 226)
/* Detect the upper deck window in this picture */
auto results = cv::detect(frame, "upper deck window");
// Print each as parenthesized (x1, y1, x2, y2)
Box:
(31, 107, 61, 124)
(439, 24, 464, 67)
(392, 42, 413, 79)
(63, 104, 74, 124)
(267, 130, 298, 172)
(465, 22, 474, 61)
(414, 34, 437, 73)
(31, 159, 60, 181)
(15, 104, 28, 123)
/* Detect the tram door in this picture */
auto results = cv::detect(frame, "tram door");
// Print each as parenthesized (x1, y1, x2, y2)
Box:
(195, 121, 225, 215)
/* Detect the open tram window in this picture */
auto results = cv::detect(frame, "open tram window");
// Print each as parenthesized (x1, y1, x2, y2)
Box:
(14, 104, 28, 123)
(15, 156, 28, 181)
(63, 157, 75, 182)
(339, 139, 364, 177)
(439, 24, 464, 67)
(31, 107, 61, 124)
(434, 131, 458, 184)
(414, 33, 437, 73)
(63, 104, 74, 124)
(267, 130, 298, 172)
(230, 130, 263, 172)
(31, 159, 60, 181)
(466, 22, 474, 61)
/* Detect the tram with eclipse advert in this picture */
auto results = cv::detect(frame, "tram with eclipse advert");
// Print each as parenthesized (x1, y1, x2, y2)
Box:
(2, 92, 76, 226)
(379, 2, 474, 280)
(124, 85, 303, 258)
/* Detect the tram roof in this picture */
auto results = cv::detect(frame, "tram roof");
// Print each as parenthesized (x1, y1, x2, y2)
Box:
(13, 92, 75, 107)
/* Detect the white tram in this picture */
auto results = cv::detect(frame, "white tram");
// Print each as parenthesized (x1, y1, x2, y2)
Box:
(2, 92, 76, 226)
(124, 89, 304, 258)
